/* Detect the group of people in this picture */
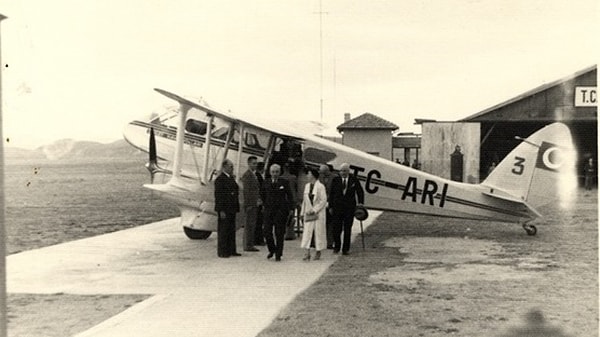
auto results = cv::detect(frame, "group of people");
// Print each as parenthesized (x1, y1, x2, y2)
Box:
(214, 157, 364, 262)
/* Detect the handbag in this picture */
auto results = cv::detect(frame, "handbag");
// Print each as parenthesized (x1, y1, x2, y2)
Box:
(304, 212, 318, 222)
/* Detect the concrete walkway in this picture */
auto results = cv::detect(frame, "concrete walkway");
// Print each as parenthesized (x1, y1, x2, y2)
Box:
(7, 211, 381, 337)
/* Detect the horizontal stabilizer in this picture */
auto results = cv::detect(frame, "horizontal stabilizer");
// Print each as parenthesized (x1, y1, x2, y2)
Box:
(482, 189, 542, 218)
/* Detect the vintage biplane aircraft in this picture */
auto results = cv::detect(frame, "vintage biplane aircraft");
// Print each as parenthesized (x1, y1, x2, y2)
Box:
(123, 88, 576, 239)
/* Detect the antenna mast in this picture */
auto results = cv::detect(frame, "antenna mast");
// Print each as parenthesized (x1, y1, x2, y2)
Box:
(316, 0, 328, 122)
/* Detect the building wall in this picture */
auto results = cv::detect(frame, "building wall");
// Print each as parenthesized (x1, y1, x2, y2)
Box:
(342, 130, 393, 160)
(421, 123, 481, 183)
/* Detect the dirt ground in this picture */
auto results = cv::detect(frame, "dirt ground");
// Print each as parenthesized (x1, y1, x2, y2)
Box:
(258, 191, 598, 337)
(5, 160, 179, 254)
(7, 293, 150, 337)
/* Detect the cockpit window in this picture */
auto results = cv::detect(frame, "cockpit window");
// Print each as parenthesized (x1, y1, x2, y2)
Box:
(185, 119, 208, 135)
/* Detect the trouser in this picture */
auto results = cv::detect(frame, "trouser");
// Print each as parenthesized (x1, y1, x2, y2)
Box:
(264, 209, 287, 258)
(325, 207, 333, 247)
(254, 206, 264, 245)
(244, 206, 258, 249)
(585, 175, 593, 190)
(217, 212, 237, 257)
(285, 208, 297, 240)
(333, 210, 355, 253)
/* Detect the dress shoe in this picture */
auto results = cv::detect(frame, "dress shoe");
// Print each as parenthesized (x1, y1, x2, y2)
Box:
(218, 255, 230, 258)
(244, 247, 260, 252)
(231, 253, 242, 257)
(302, 253, 311, 261)
(314, 251, 321, 260)
(342, 251, 349, 256)
(275, 256, 281, 262)
(267, 252, 274, 259)
(326, 245, 334, 250)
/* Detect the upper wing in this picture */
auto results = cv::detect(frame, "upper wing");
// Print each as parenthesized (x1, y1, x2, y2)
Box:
(154, 88, 306, 141)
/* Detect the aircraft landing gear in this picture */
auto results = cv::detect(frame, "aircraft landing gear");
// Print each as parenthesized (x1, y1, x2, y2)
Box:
(183, 226, 212, 240)
(522, 223, 537, 236)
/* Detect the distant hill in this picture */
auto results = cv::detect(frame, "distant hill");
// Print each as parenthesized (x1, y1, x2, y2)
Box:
(5, 139, 147, 163)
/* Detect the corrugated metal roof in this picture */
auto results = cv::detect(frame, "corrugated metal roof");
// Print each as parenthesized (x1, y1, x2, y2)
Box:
(337, 112, 399, 131)
(460, 65, 597, 121)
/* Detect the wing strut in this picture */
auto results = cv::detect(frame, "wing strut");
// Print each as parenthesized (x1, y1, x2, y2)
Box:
(201, 115, 214, 184)
(264, 135, 276, 171)
(235, 124, 245, 179)
(170, 104, 191, 185)
(218, 123, 235, 173)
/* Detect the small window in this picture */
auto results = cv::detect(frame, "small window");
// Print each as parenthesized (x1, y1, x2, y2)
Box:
(244, 132, 262, 149)
(185, 119, 208, 135)
(211, 126, 240, 147)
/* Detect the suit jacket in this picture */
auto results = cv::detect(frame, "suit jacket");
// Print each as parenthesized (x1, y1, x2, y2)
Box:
(256, 171, 265, 202)
(241, 169, 260, 208)
(214, 172, 240, 214)
(263, 177, 294, 213)
(329, 174, 364, 211)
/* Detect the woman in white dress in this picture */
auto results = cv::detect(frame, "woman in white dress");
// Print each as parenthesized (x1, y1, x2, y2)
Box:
(300, 168, 328, 261)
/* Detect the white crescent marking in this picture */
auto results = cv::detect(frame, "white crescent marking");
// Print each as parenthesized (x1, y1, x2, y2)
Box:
(542, 147, 563, 170)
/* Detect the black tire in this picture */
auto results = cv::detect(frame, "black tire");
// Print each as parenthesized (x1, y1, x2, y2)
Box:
(525, 225, 537, 236)
(183, 226, 212, 240)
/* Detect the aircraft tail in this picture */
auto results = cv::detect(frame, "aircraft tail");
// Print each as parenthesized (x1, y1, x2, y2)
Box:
(482, 123, 577, 209)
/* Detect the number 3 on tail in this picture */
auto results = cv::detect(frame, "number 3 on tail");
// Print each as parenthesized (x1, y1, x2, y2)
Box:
(512, 156, 525, 175)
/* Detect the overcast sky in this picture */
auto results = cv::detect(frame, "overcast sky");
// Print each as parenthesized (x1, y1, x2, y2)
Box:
(1, 0, 598, 148)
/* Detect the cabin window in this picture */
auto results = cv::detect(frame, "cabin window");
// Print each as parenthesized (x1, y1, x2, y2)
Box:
(185, 119, 208, 135)
(244, 132, 264, 150)
(211, 126, 229, 139)
(211, 126, 240, 146)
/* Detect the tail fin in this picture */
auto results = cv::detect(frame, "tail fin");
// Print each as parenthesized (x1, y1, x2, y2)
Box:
(482, 123, 577, 208)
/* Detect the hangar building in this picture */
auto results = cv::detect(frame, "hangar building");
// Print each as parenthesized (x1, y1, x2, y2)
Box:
(420, 65, 597, 184)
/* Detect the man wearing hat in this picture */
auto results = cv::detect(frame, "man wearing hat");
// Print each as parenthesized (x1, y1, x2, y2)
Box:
(328, 163, 364, 255)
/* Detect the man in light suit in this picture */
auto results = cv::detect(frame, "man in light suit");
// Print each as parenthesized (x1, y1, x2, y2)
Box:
(329, 163, 364, 255)
(214, 159, 241, 258)
(241, 156, 261, 252)
(263, 164, 295, 261)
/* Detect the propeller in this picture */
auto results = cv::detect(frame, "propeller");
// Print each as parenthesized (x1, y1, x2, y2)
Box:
(145, 127, 159, 183)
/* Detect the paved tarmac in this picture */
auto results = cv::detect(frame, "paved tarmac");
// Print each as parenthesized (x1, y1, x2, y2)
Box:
(7, 212, 380, 337)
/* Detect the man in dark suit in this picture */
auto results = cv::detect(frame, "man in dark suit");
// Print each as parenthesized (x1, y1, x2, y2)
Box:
(254, 161, 266, 246)
(329, 163, 364, 255)
(263, 163, 294, 261)
(214, 159, 241, 258)
(241, 156, 261, 252)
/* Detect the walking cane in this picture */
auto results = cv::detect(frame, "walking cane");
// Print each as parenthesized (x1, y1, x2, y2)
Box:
(359, 220, 365, 251)
(354, 206, 368, 251)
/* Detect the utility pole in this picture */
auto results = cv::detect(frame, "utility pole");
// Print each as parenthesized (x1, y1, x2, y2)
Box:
(315, 0, 328, 122)
(0, 14, 8, 337)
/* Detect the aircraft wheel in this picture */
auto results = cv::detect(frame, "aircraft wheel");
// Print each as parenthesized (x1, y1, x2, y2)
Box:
(183, 226, 212, 240)
(523, 224, 537, 236)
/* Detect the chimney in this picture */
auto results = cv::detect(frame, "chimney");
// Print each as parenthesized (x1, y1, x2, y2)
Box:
(344, 113, 351, 122)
